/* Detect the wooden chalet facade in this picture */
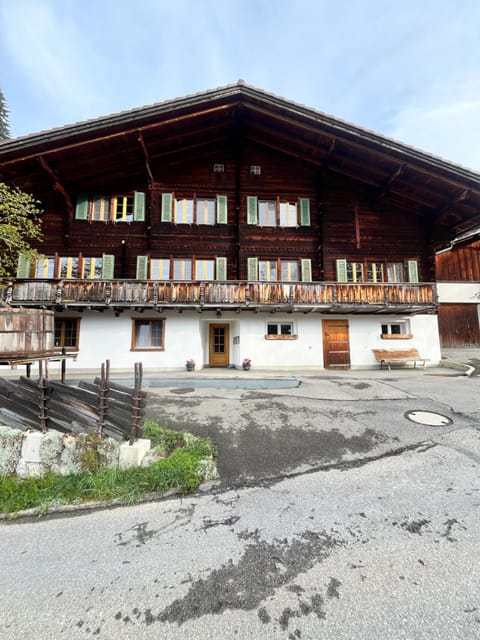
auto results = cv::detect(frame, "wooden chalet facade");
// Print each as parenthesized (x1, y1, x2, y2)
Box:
(1, 82, 480, 370)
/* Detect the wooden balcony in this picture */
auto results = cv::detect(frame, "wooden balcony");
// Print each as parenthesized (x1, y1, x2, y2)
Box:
(1, 280, 437, 314)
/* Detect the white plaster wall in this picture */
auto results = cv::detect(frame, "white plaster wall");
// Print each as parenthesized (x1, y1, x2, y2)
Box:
(348, 314, 441, 368)
(49, 310, 442, 373)
(437, 282, 480, 303)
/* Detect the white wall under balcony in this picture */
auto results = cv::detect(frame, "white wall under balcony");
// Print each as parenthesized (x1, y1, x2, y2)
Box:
(437, 282, 480, 303)
(47, 309, 442, 373)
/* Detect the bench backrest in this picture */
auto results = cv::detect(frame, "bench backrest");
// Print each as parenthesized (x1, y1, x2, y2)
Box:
(372, 348, 421, 361)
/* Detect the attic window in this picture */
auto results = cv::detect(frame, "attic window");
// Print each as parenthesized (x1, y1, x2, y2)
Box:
(250, 165, 262, 176)
(213, 164, 225, 173)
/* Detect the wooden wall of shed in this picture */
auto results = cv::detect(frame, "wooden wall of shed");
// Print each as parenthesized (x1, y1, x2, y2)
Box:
(31, 142, 432, 282)
(435, 240, 480, 281)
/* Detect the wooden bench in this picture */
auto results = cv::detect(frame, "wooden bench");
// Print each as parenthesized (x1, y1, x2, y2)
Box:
(372, 348, 429, 371)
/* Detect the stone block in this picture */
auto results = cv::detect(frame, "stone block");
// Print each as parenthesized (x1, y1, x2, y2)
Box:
(119, 438, 151, 469)
(21, 431, 44, 463)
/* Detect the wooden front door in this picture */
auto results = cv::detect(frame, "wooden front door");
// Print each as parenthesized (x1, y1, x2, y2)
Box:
(209, 324, 230, 367)
(322, 320, 351, 369)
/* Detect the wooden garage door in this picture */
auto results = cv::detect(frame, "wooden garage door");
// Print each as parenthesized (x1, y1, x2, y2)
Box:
(438, 304, 480, 347)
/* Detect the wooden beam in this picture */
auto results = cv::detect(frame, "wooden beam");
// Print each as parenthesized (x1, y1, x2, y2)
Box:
(435, 189, 471, 224)
(37, 155, 73, 246)
(372, 163, 405, 203)
(137, 131, 153, 183)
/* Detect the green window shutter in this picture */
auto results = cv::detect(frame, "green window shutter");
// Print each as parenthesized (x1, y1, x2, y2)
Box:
(336, 259, 348, 283)
(16, 254, 31, 278)
(247, 196, 258, 224)
(215, 257, 227, 281)
(161, 193, 173, 222)
(301, 259, 312, 282)
(136, 255, 149, 279)
(407, 260, 419, 283)
(133, 191, 146, 221)
(299, 198, 311, 226)
(216, 195, 228, 224)
(75, 193, 89, 220)
(102, 254, 115, 279)
(247, 257, 258, 281)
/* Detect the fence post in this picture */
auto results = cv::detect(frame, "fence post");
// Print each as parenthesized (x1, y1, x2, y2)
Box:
(38, 375, 48, 433)
(97, 360, 110, 436)
(129, 362, 143, 445)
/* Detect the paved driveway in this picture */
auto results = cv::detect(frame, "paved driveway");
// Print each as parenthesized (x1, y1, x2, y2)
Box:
(144, 370, 480, 487)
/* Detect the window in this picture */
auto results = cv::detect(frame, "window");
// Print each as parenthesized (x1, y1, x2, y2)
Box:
(250, 165, 262, 175)
(33, 256, 108, 279)
(247, 196, 310, 227)
(213, 164, 225, 173)
(137, 256, 227, 280)
(75, 192, 145, 222)
(35, 257, 55, 278)
(150, 259, 170, 280)
(367, 263, 384, 283)
(195, 259, 214, 280)
(132, 319, 165, 350)
(336, 260, 419, 283)
(248, 257, 311, 282)
(346, 262, 364, 283)
(54, 318, 80, 350)
(161, 193, 227, 224)
(381, 321, 411, 338)
(266, 322, 297, 339)
(387, 262, 404, 283)
(173, 259, 192, 280)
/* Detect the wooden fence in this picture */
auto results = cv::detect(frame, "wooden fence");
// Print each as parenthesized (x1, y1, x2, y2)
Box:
(0, 361, 146, 442)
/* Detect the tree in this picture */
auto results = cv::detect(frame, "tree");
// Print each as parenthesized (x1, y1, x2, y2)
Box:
(0, 88, 10, 140)
(0, 182, 43, 281)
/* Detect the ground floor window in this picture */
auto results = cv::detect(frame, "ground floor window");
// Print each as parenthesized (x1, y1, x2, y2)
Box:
(131, 318, 165, 350)
(265, 321, 297, 339)
(381, 321, 411, 338)
(54, 318, 80, 350)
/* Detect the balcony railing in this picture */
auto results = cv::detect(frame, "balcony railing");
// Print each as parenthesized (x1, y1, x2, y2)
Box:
(1, 280, 437, 313)
(0, 280, 437, 313)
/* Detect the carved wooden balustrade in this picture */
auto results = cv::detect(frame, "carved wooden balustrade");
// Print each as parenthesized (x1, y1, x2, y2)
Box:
(1, 280, 437, 313)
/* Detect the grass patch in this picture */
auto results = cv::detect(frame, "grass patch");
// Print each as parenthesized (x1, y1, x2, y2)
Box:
(0, 425, 216, 516)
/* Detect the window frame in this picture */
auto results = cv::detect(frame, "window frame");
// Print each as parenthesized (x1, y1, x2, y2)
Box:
(54, 318, 80, 351)
(131, 318, 166, 351)
(76, 192, 145, 223)
(265, 321, 298, 340)
(380, 321, 412, 339)
(336, 259, 419, 283)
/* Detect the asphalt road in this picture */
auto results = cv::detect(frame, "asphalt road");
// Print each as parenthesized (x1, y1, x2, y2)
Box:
(1, 372, 479, 639)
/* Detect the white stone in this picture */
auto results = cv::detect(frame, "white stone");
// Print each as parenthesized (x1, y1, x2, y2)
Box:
(20, 431, 44, 463)
(119, 438, 151, 469)
(16, 458, 44, 479)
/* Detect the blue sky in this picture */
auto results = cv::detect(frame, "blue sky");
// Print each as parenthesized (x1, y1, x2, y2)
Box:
(1, 0, 480, 170)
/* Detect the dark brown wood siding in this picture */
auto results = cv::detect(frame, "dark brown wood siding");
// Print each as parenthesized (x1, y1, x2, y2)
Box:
(29, 142, 434, 283)
(438, 304, 480, 347)
(436, 240, 480, 281)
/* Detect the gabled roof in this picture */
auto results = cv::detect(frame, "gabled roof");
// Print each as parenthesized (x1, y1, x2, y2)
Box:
(1, 81, 480, 242)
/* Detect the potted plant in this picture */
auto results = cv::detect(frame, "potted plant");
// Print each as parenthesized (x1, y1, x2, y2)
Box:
(186, 358, 195, 371)
(242, 357, 251, 371)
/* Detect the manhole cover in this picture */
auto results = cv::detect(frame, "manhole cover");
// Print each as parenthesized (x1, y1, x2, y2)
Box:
(404, 410, 452, 426)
